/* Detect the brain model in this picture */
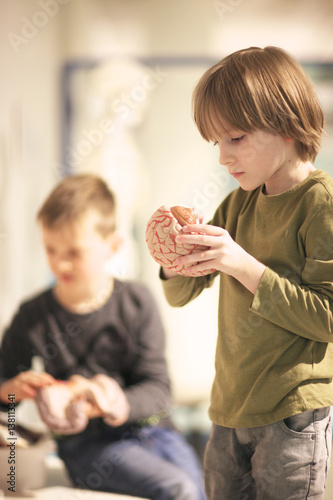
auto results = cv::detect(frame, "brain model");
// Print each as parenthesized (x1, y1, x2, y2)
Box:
(145, 205, 214, 276)
(36, 375, 129, 435)
(36, 381, 88, 435)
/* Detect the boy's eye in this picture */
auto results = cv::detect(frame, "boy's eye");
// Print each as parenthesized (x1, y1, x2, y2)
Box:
(212, 135, 245, 146)
(68, 250, 80, 259)
(231, 135, 245, 143)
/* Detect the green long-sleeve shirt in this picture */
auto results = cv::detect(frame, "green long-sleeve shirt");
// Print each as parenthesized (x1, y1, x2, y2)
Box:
(162, 169, 333, 428)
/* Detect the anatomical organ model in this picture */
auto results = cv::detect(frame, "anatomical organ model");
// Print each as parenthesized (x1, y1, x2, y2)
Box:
(145, 205, 214, 276)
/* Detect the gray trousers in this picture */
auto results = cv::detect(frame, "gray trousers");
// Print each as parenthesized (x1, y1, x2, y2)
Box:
(204, 407, 332, 500)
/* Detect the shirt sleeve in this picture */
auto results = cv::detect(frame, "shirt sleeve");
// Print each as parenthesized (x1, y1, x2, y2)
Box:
(122, 286, 173, 423)
(251, 205, 333, 343)
(0, 307, 34, 409)
(0, 308, 34, 383)
(161, 270, 216, 308)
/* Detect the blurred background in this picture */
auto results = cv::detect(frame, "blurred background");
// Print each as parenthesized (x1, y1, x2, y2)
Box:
(1, 0, 333, 438)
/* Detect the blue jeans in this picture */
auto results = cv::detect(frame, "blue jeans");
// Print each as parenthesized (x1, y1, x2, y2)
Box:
(57, 422, 207, 500)
(204, 407, 332, 500)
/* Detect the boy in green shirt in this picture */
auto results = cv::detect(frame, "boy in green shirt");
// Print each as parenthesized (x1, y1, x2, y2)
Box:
(159, 46, 333, 499)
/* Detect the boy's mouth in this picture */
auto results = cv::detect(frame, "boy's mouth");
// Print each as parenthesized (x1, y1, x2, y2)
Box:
(230, 172, 244, 179)
(59, 274, 74, 283)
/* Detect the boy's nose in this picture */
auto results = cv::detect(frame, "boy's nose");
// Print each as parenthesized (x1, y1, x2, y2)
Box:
(218, 143, 233, 166)
(57, 259, 73, 272)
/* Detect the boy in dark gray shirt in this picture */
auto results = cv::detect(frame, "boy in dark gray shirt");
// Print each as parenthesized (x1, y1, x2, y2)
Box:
(0, 174, 206, 500)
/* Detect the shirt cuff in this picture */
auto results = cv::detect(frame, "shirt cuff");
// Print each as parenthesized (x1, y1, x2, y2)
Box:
(250, 266, 278, 316)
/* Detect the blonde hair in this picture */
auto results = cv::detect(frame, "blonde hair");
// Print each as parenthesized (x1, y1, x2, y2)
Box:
(192, 46, 324, 162)
(37, 174, 116, 237)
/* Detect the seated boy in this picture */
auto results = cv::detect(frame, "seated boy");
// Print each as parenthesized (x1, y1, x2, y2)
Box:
(0, 174, 207, 500)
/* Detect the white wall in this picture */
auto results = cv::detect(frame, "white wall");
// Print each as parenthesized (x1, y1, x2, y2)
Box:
(1, 0, 333, 406)
(0, 0, 65, 329)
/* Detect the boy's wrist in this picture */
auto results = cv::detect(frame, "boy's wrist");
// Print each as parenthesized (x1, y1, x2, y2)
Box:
(232, 255, 266, 295)
(0, 382, 9, 403)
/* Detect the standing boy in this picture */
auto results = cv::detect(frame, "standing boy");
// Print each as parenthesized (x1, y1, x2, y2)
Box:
(0, 174, 206, 500)
(159, 46, 333, 499)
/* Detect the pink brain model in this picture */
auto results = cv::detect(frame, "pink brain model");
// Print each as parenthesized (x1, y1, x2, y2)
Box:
(145, 205, 214, 276)
(35, 375, 129, 435)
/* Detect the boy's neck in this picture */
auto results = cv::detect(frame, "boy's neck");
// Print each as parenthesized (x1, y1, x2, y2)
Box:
(54, 278, 114, 314)
(264, 160, 315, 195)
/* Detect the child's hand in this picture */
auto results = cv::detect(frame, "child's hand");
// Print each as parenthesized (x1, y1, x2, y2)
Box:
(175, 224, 266, 294)
(0, 371, 56, 402)
(175, 224, 246, 275)
(68, 374, 130, 427)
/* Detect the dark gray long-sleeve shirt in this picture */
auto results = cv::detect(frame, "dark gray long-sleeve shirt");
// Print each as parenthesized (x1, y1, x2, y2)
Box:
(0, 279, 172, 424)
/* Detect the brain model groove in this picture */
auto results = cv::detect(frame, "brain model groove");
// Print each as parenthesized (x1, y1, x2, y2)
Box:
(145, 205, 214, 276)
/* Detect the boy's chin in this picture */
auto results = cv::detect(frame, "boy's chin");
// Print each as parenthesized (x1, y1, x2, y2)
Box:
(56, 277, 77, 290)
(237, 179, 263, 192)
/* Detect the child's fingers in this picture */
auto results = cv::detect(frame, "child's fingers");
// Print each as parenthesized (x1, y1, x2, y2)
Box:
(175, 249, 209, 265)
(37, 372, 57, 385)
(0, 371, 54, 402)
(18, 382, 38, 399)
(1, 378, 37, 400)
(17, 371, 56, 390)
(181, 224, 226, 236)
